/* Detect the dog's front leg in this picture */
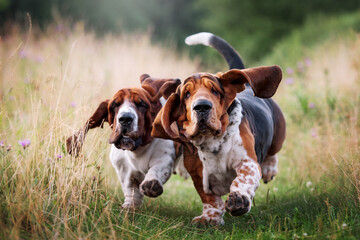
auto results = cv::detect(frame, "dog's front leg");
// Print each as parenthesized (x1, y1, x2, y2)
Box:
(112, 161, 143, 209)
(183, 148, 225, 225)
(140, 156, 173, 198)
(121, 174, 144, 209)
(225, 121, 261, 216)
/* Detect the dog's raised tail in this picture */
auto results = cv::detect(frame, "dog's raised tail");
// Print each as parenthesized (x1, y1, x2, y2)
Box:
(185, 32, 245, 69)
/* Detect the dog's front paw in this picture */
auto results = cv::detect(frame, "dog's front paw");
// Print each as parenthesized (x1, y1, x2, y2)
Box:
(192, 215, 224, 226)
(225, 192, 251, 216)
(140, 179, 163, 198)
(121, 202, 140, 210)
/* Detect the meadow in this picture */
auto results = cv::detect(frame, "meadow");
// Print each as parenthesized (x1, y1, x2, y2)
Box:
(0, 18, 360, 239)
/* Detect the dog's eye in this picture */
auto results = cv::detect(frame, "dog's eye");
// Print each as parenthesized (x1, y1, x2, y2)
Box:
(185, 91, 191, 99)
(135, 100, 148, 109)
(211, 88, 219, 97)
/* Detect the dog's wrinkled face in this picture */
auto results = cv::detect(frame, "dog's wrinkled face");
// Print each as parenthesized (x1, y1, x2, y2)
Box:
(108, 88, 158, 150)
(180, 74, 228, 138)
(151, 66, 283, 143)
(106, 74, 180, 151)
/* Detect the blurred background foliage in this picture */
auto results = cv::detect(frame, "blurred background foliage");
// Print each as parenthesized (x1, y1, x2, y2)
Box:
(1, 0, 360, 66)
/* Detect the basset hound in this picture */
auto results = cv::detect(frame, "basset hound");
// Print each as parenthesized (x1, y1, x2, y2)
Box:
(152, 33, 286, 225)
(66, 75, 183, 209)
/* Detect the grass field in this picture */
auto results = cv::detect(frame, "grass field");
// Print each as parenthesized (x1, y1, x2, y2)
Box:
(1, 19, 360, 239)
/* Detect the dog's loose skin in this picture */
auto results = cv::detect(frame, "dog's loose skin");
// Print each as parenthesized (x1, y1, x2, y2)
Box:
(67, 75, 182, 208)
(152, 66, 286, 225)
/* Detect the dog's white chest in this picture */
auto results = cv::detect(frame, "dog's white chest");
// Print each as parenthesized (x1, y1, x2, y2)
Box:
(192, 99, 248, 196)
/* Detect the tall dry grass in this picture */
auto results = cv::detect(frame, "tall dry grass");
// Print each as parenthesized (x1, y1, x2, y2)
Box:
(1, 23, 360, 238)
(0, 24, 199, 238)
(274, 33, 360, 204)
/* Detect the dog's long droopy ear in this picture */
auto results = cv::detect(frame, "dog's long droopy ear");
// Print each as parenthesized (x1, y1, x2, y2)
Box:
(140, 74, 181, 100)
(152, 92, 183, 140)
(220, 65, 282, 98)
(66, 100, 110, 156)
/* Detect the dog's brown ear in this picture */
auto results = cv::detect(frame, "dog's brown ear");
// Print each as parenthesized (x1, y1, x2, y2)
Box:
(219, 65, 282, 98)
(67, 100, 110, 156)
(140, 74, 181, 100)
(152, 92, 183, 140)
(152, 93, 195, 153)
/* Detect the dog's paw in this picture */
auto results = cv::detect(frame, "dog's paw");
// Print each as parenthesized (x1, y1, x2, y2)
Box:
(121, 202, 140, 210)
(192, 215, 224, 226)
(261, 155, 278, 184)
(140, 179, 163, 198)
(225, 192, 251, 216)
(261, 163, 278, 183)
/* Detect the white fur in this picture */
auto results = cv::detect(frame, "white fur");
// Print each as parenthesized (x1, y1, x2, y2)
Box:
(160, 97, 166, 106)
(173, 153, 190, 179)
(110, 138, 176, 208)
(185, 32, 213, 46)
(116, 100, 139, 132)
(191, 99, 262, 222)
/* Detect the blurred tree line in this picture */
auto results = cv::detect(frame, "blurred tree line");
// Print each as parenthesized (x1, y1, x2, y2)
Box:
(1, 0, 359, 65)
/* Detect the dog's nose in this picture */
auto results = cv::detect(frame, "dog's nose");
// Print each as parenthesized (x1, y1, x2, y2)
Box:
(119, 113, 134, 126)
(193, 100, 213, 113)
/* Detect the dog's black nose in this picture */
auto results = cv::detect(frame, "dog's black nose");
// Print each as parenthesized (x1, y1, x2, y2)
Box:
(119, 113, 134, 126)
(193, 100, 213, 113)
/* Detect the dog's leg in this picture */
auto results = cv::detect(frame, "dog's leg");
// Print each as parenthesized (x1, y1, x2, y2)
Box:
(183, 148, 225, 225)
(121, 177, 143, 209)
(140, 153, 174, 198)
(261, 154, 278, 183)
(112, 162, 143, 209)
(226, 158, 261, 216)
(225, 120, 261, 216)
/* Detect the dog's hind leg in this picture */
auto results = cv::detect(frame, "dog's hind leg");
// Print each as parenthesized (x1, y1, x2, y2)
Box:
(261, 154, 278, 183)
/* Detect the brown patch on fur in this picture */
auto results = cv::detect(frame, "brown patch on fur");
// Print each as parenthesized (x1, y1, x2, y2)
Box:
(239, 119, 257, 161)
(183, 147, 222, 208)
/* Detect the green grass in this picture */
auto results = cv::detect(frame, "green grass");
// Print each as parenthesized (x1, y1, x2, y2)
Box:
(1, 17, 360, 239)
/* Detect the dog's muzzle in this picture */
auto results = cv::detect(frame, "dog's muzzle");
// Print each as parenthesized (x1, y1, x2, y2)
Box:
(193, 99, 212, 121)
(111, 112, 142, 150)
(119, 112, 135, 133)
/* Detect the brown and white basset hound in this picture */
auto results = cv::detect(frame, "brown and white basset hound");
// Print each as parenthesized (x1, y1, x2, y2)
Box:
(151, 33, 286, 225)
(66, 75, 183, 208)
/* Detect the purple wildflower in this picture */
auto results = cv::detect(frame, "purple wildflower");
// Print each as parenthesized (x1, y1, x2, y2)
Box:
(56, 24, 64, 32)
(35, 56, 44, 63)
(19, 139, 31, 149)
(24, 77, 31, 84)
(19, 50, 27, 59)
(70, 102, 76, 108)
(6, 145, 11, 152)
(56, 154, 62, 159)
(285, 77, 294, 85)
(0, 140, 4, 148)
(286, 67, 294, 75)
(92, 176, 96, 181)
(311, 128, 317, 138)
(305, 58, 312, 67)
(308, 102, 316, 109)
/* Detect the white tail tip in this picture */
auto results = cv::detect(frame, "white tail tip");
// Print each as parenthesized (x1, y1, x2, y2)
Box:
(185, 32, 213, 46)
